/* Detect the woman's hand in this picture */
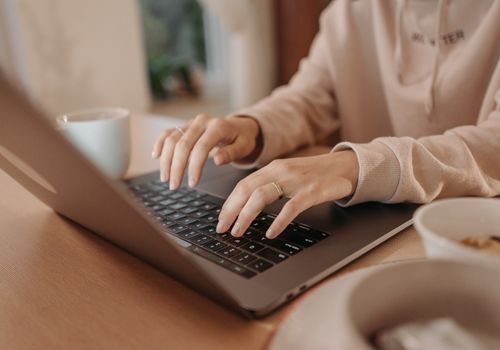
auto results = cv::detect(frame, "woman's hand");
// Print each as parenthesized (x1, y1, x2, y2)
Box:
(152, 114, 262, 190)
(216, 151, 359, 239)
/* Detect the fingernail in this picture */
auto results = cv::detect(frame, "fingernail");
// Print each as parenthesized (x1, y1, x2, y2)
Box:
(160, 173, 165, 182)
(189, 176, 196, 187)
(214, 156, 223, 166)
(231, 222, 240, 236)
(266, 229, 276, 239)
(152, 151, 157, 159)
(169, 179, 178, 190)
(216, 219, 225, 233)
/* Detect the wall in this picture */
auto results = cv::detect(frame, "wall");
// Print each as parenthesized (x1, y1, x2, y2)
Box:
(0, 0, 151, 116)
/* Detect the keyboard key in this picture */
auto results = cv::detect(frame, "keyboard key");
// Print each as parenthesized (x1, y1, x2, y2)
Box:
(250, 220, 267, 231)
(287, 224, 329, 241)
(139, 192, 155, 200)
(178, 217, 198, 225)
(166, 213, 186, 221)
(267, 240, 302, 255)
(258, 214, 274, 225)
(151, 204, 165, 212)
(159, 190, 173, 196)
(180, 195, 196, 203)
(178, 230, 199, 240)
(243, 229, 261, 240)
(201, 214, 218, 223)
(280, 231, 316, 247)
(247, 259, 273, 272)
(241, 242, 264, 254)
(169, 225, 188, 234)
(193, 210, 210, 218)
(168, 193, 184, 200)
(203, 240, 227, 252)
(190, 246, 230, 267)
(189, 221, 207, 230)
(146, 184, 164, 192)
(252, 235, 274, 245)
(215, 232, 232, 241)
(257, 248, 288, 263)
(158, 208, 175, 216)
(180, 206, 198, 215)
(150, 195, 164, 203)
(191, 234, 212, 245)
(177, 187, 191, 194)
(232, 252, 257, 265)
(157, 199, 174, 207)
(189, 247, 255, 278)
(199, 225, 217, 235)
(169, 203, 187, 210)
(201, 203, 216, 211)
(190, 200, 205, 207)
(193, 193, 207, 199)
(161, 222, 177, 229)
(227, 264, 256, 278)
(219, 247, 242, 258)
(226, 237, 249, 247)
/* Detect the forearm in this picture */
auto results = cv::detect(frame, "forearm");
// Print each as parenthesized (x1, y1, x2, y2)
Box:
(335, 109, 500, 206)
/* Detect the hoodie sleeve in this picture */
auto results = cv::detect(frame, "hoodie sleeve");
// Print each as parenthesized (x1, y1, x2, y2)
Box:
(230, 7, 340, 168)
(333, 86, 500, 206)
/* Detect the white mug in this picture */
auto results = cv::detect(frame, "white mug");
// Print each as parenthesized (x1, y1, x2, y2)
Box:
(57, 108, 131, 179)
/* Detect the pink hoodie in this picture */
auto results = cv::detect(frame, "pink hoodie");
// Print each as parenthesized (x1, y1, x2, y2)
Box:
(232, 0, 500, 205)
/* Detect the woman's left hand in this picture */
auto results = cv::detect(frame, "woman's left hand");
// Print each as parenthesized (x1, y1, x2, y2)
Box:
(216, 150, 359, 239)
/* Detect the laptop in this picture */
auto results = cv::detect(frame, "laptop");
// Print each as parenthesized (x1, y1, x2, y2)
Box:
(0, 72, 417, 318)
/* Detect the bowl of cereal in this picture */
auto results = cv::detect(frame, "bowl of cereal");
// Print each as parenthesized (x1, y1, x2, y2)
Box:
(413, 197, 500, 268)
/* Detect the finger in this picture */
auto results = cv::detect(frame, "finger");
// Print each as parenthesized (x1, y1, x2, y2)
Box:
(159, 131, 181, 182)
(152, 128, 175, 159)
(265, 192, 316, 239)
(228, 183, 280, 237)
(188, 119, 232, 187)
(169, 124, 205, 189)
(216, 171, 270, 233)
(213, 137, 251, 166)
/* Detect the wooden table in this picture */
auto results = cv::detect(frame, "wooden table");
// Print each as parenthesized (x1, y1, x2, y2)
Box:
(0, 115, 425, 349)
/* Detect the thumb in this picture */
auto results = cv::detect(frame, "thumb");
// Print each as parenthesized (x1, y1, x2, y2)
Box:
(214, 138, 252, 165)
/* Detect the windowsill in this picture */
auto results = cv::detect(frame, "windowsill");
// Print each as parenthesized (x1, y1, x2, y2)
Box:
(150, 91, 231, 120)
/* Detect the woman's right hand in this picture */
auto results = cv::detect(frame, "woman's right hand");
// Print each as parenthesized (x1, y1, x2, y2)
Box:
(152, 114, 262, 190)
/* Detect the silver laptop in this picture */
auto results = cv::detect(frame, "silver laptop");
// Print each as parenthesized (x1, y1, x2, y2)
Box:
(0, 72, 416, 318)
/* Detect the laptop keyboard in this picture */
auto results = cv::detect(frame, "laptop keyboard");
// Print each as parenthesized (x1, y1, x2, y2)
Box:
(129, 179, 330, 278)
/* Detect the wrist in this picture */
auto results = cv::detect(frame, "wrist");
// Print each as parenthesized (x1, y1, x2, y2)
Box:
(332, 150, 359, 196)
(230, 115, 263, 163)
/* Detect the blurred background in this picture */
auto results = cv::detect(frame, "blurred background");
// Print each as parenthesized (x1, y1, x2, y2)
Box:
(0, 0, 330, 120)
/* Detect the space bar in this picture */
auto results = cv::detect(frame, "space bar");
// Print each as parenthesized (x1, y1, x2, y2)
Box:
(189, 246, 229, 266)
(189, 246, 256, 278)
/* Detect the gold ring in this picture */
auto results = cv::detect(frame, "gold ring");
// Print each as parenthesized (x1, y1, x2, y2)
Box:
(272, 181, 284, 199)
(176, 127, 185, 136)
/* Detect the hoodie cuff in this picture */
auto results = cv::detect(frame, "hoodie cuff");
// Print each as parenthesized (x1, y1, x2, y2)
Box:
(332, 141, 401, 206)
(229, 109, 277, 169)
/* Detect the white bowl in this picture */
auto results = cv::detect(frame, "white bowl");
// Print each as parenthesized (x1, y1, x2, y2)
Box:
(414, 197, 500, 268)
(271, 260, 500, 349)
(339, 260, 500, 349)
